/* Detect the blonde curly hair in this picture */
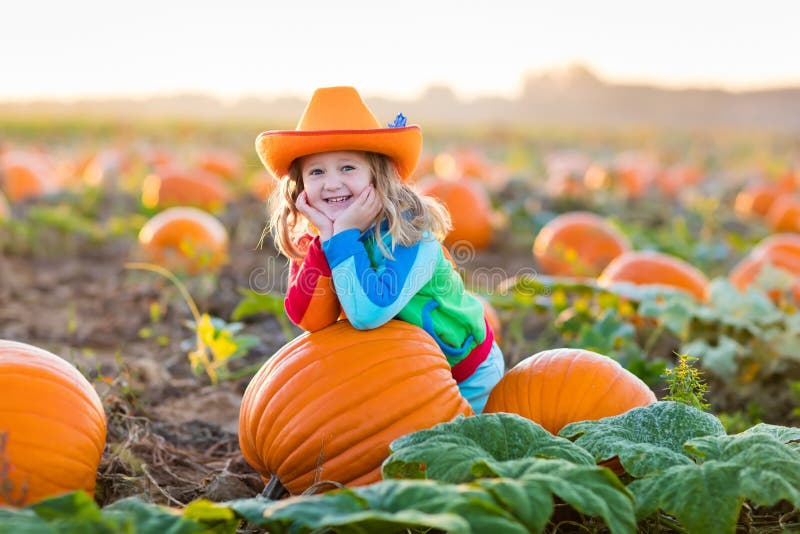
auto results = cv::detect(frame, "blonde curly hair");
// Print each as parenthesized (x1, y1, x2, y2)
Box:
(267, 152, 450, 261)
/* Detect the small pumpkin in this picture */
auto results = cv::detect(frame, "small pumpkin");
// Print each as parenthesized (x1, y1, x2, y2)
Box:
(238, 320, 473, 495)
(195, 149, 242, 181)
(765, 195, 800, 233)
(248, 170, 277, 201)
(533, 211, 631, 277)
(597, 250, 710, 302)
(416, 177, 494, 250)
(141, 167, 231, 212)
(729, 249, 800, 302)
(0, 152, 56, 202)
(483, 348, 656, 435)
(0, 340, 106, 506)
(138, 207, 229, 274)
(734, 182, 788, 220)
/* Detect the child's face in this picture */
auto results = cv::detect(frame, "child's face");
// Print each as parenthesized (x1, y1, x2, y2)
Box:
(299, 150, 373, 221)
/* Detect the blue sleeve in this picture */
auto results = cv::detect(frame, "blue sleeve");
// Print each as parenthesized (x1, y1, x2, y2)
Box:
(321, 229, 439, 330)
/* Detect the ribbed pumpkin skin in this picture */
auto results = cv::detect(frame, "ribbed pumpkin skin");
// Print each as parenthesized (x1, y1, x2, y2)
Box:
(483, 348, 656, 435)
(597, 250, 710, 302)
(138, 207, 229, 274)
(533, 212, 631, 277)
(0, 340, 106, 506)
(416, 178, 493, 250)
(238, 320, 473, 494)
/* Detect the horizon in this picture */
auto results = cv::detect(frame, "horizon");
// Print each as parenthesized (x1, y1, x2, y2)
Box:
(5, 0, 800, 103)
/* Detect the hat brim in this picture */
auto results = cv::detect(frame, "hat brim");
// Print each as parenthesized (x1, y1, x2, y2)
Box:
(255, 126, 422, 182)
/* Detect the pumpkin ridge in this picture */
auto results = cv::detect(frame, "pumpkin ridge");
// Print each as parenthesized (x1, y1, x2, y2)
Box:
(256, 338, 440, 459)
(0, 364, 105, 417)
(0, 413, 105, 463)
(275, 355, 451, 481)
(3, 453, 95, 493)
(0, 372, 106, 438)
(3, 437, 101, 473)
(561, 353, 611, 426)
(552, 350, 586, 430)
(587, 362, 626, 417)
(282, 370, 464, 488)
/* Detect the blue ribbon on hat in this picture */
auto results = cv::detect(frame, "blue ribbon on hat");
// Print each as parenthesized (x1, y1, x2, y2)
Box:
(388, 113, 407, 128)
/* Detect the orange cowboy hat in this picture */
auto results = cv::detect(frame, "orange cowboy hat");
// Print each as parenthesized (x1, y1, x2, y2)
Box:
(255, 86, 422, 181)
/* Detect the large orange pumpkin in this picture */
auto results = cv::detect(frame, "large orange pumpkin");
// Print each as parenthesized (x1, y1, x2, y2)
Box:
(597, 250, 710, 302)
(0, 340, 106, 506)
(141, 167, 231, 212)
(238, 320, 473, 495)
(483, 348, 656, 435)
(533, 212, 631, 277)
(138, 207, 229, 274)
(415, 177, 493, 250)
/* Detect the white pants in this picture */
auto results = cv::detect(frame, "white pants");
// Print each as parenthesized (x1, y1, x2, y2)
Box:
(457, 342, 505, 414)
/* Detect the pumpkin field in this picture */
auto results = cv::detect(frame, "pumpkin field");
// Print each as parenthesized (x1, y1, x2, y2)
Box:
(1, 118, 799, 533)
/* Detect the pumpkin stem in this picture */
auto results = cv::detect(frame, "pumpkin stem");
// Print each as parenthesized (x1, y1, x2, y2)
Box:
(262, 475, 289, 500)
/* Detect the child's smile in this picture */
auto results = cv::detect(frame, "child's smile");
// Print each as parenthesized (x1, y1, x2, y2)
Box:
(300, 151, 372, 221)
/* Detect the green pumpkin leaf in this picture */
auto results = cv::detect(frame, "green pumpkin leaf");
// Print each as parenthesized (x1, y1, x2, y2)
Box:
(738, 423, 800, 443)
(383, 413, 594, 482)
(631, 432, 800, 533)
(559, 401, 725, 477)
(473, 459, 636, 534)
(229, 475, 636, 534)
(104, 497, 226, 533)
(232, 481, 514, 534)
(0, 491, 222, 534)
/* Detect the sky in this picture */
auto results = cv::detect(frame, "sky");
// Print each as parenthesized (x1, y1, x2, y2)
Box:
(4, 0, 800, 102)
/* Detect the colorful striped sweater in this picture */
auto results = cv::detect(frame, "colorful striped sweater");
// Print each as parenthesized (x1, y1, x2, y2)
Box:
(284, 226, 493, 382)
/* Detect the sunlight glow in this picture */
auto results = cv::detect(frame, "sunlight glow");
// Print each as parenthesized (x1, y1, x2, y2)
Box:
(4, 0, 799, 101)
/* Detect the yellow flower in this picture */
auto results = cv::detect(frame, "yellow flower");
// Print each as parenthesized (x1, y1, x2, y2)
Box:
(209, 332, 238, 361)
(197, 313, 216, 346)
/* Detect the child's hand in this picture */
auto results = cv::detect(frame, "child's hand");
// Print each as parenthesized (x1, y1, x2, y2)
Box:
(333, 185, 382, 235)
(296, 192, 334, 241)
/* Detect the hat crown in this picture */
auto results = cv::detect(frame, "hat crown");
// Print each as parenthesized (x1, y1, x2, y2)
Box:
(296, 86, 381, 131)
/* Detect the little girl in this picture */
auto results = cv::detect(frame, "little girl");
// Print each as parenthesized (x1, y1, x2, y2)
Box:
(256, 86, 504, 414)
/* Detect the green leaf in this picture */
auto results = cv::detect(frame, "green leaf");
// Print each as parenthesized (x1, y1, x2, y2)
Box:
(0, 492, 223, 534)
(0, 509, 51, 534)
(739, 423, 800, 443)
(631, 432, 800, 533)
(638, 292, 694, 335)
(473, 459, 637, 534)
(229, 475, 636, 534)
(559, 401, 726, 478)
(234, 481, 506, 534)
(27, 491, 104, 523)
(182, 499, 237, 522)
(383, 413, 594, 482)
(231, 289, 285, 320)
